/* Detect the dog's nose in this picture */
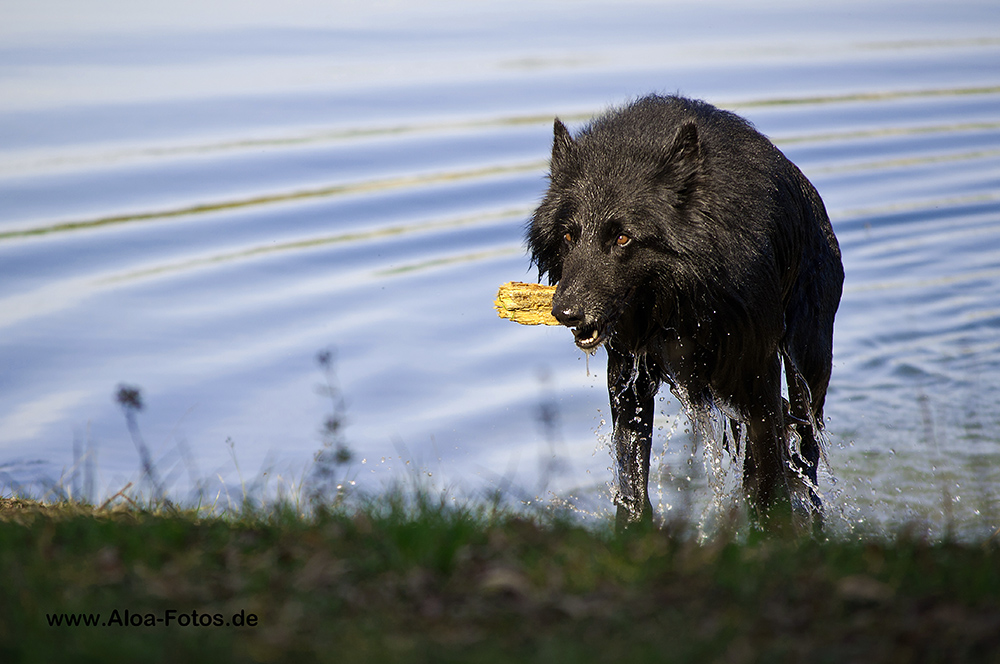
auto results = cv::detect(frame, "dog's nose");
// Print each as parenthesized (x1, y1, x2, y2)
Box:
(552, 303, 585, 328)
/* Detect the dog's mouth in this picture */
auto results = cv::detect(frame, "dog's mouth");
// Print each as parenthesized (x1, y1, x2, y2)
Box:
(572, 324, 607, 352)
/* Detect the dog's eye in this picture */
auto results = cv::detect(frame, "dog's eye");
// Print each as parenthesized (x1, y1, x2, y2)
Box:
(616, 234, 631, 247)
(564, 232, 574, 244)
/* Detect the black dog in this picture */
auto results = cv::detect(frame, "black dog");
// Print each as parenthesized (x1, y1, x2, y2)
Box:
(527, 95, 843, 529)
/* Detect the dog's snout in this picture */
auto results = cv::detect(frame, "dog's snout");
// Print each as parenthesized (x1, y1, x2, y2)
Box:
(553, 304, 584, 327)
(551, 292, 585, 327)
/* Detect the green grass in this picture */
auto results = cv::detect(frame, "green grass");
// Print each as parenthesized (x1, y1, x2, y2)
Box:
(2, 493, 1000, 664)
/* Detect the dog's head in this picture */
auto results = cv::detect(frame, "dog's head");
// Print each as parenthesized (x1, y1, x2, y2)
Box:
(526, 112, 705, 351)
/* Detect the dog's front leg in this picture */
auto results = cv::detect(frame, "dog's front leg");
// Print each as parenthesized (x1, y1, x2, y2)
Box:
(606, 344, 658, 530)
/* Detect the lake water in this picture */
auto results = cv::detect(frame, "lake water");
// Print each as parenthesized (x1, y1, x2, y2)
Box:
(2, 0, 999, 538)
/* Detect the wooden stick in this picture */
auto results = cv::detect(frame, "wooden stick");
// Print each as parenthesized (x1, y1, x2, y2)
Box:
(495, 281, 560, 326)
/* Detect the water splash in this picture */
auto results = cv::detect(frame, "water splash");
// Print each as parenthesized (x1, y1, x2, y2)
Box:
(687, 402, 746, 536)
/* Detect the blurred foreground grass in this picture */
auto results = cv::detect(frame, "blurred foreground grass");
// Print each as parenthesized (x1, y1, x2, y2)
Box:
(2, 493, 999, 663)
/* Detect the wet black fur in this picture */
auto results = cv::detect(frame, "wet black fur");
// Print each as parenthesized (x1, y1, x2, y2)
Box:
(527, 95, 844, 528)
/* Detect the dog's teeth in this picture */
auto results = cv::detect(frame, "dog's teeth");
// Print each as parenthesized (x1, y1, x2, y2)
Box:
(577, 329, 601, 348)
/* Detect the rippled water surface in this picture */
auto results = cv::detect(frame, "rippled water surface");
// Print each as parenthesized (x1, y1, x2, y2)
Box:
(2, 0, 999, 536)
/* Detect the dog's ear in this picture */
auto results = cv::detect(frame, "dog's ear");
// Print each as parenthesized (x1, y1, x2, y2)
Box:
(656, 121, 702, 202)
(551, 119, 575, 167)
(665, 121, 700, 167)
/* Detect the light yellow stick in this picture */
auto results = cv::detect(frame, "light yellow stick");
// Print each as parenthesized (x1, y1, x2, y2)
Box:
(494, 281, 559, 326)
